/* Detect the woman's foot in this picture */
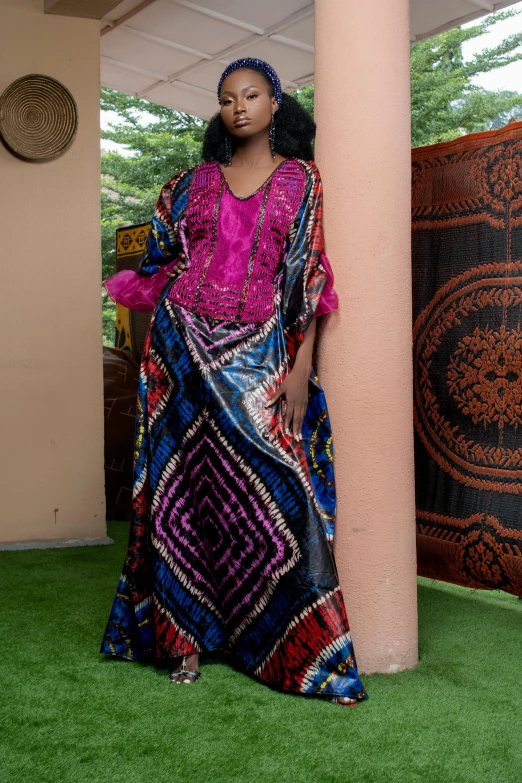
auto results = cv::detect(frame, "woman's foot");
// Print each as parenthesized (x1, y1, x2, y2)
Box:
(331, 695, 358, 706)
(168, 653, 201, 684)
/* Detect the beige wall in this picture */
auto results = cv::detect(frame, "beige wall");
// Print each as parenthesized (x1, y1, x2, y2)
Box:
(0, 0, 106, 543)
(315, 0, 418, 672)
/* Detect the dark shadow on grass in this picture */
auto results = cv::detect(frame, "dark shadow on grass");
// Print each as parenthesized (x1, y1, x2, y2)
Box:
(417, 578, 521, 663)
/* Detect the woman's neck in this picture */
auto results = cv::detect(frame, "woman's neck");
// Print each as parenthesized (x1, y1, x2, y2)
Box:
(230, 134, 283, 170)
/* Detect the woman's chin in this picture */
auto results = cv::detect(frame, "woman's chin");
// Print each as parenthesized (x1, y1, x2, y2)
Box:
(229, 124, 263, 139)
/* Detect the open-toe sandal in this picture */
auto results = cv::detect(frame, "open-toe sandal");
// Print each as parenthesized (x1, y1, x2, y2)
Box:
(330, 695, 358, 707)
(168, 655, 202, 685)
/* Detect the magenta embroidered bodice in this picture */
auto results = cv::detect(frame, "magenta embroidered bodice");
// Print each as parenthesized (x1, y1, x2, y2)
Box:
(103, 158, 339, 323)
(165, 159, 307, 322)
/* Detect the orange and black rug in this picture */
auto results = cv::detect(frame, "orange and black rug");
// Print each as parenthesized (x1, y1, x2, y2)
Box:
(412, 121, 522, 598)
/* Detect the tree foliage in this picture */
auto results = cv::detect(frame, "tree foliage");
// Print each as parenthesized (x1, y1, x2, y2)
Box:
(411, 10, 522, 146)
(293, 84, 314, 119)
(100, 90, 206, 343)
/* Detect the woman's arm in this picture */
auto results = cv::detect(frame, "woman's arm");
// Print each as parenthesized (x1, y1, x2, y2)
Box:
(265, 162, 337, 441)
(103, 169, 193, 311)
(265, 316, 316, 440)
(280, 162, 337, 335)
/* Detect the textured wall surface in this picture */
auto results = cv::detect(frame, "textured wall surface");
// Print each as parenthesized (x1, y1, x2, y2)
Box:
(0, 0, 106, 543)
(314, 0, 418, 673)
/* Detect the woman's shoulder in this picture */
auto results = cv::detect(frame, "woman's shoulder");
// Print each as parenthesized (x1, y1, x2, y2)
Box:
(162, 164, 198, 192)
(163, 159, 227, 192)
(270, 157, 320, 191)
(292, 158, 321, 179)
(155, 166, 199, 215)
(287, 158, 322, 190)
(287, 159, 322, 200)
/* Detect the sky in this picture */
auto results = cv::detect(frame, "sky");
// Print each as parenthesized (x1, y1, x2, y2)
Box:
(462, 2, 522, 90)
(101, 2, 522, 156)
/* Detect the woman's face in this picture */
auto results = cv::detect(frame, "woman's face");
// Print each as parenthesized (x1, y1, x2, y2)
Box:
(219, 69, 278, 139)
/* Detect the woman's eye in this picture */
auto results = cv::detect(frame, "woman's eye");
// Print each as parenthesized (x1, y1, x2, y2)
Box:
(247, 94, 258, 100)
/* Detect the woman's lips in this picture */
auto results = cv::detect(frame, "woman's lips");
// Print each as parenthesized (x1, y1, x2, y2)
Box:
(233, 117, 250, 126)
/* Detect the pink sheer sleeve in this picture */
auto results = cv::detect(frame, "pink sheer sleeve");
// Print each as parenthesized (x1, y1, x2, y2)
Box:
(102, 171, 190, 312)
(103, 262, 178, 313)
(315, 250, 339, 316)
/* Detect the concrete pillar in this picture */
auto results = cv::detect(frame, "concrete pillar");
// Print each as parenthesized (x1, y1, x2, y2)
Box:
(0, 0, 107, 546)
(315, 0, 418, 672)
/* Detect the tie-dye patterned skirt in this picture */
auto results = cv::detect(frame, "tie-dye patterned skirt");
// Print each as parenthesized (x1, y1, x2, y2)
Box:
(100, 289, 368, 702)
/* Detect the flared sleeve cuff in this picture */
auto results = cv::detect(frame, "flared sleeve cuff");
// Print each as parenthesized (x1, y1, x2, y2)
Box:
(315, 250, 339, 317)
(103, 264, 176, 312)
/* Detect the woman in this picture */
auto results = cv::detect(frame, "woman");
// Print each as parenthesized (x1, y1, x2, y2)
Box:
(101, 57, 368, 707)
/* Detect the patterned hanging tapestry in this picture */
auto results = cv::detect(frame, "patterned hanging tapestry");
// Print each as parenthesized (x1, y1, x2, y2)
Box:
(412, 122, 522, 598)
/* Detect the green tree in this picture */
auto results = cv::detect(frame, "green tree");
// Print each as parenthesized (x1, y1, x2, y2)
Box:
(294, 11, 522, 147)
(293, 83, 314, 119)
(410, 11, 522, 146)
(100, 90, 206, 344)
(488, 89, 522, 128)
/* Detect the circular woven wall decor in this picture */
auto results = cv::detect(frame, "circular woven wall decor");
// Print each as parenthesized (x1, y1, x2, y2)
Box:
(0, 73, 78, 162)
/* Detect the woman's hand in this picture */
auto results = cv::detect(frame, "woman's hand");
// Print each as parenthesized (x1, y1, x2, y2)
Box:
(265, 317, 317, 441)
(166, 252, 187, 278)
(266, 364, 310, 440)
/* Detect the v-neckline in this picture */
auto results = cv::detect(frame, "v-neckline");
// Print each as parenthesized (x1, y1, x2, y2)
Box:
(217, 158, 289, 200)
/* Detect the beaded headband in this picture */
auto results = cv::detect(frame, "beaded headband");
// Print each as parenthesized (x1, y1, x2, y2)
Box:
(217, 58, 283, 107)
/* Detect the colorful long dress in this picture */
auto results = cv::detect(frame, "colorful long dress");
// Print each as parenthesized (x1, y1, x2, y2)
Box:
(101, 157, 368, 702)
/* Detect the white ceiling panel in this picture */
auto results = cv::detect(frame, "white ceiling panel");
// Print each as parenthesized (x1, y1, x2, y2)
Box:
(277, 16, 314, 48)
(411, 0, 518, 41)
(101, 59, 160, 93)
(101, 26, 201, 74)
(149, 79, 219, 116)
(129, 0, 250, 55)
(175, 60, 235, 91)
(100, 0, 520, 119)
(234, 38, 314, 84)
(192, 0, 312, 30)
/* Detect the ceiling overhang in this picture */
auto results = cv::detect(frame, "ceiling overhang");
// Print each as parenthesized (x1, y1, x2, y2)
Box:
(45, 0, 123, 18)
(92, 0, 521, 119)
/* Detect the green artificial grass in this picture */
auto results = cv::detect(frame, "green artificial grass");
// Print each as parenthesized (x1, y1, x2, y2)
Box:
(1, 521, 521, 783)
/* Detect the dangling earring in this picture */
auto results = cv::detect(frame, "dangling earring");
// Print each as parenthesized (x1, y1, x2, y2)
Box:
(224, 134, 232, 167)
(269, 113, 276, 160)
